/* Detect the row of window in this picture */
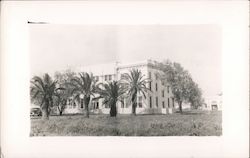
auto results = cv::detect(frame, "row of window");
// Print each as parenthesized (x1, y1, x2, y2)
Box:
(67, 98, 84, 109)
(149, 96, 174, 108)
(68, 96, 144, 109)
(148, 72, 159, 80)
(67, 97, 173, 109)
(120, 72, 170, 96)
(67, 98, 77, 108)
(149, 82, 170, 94)
(104, 75, 112, 81)
(148, 71, 170, 92)
(120, 96, 143, 108)
(95, 72, 169, 90)
(94, 75, 113, 82)
(92, 101, 99, 109)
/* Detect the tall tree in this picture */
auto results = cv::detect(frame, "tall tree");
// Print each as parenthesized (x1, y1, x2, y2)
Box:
(156, 60, 202, 113)
(188, 82, 203, 109)
(70, 72, 96, 118)
(54, 69, 76, 115)
(122, 69, 150, 115)
(96, 81, 126, 117)
(53, 90, 67, 115)
(30, 73, 64, 120)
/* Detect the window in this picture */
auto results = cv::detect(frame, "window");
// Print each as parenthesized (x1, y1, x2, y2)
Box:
(155, 83, 158, 91)
(105, 104, 110, 108)
(162, 101, 165, 108)
(149, 82, 152, 90)
(80, 99, 83, 108)
(109, 75, 112, 81)
(121, 74, 126, 80)
(73, 102, 76, 108)
(172, 98, 175, 108)
(149, 96, 152, 108)
(96, 102, 99, 109)
(162, 90, 165, 97)
(68, 99, 73, 108)
(155, 73, 158, 80)
(96, 76, 99, 82)
(156, 97, 158, 107)
(67, 99, 69, 106)
(121, 100, 125, 108)
(168, 98, 170, 108)
(148, 72, 152, 79)
(167, 86, 170, 93)
(104, 75, 108, 81)
(138, 96, 143, 108)
(125, 99, 130, 108)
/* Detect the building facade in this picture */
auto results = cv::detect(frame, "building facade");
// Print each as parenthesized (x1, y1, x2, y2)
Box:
(63, 59, 175, 115)
(202, 94, 222, 111)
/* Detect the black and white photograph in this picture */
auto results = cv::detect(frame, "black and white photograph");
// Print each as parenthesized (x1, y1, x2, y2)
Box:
(1, 1, 248, 158)
(29, 25, 222, 136)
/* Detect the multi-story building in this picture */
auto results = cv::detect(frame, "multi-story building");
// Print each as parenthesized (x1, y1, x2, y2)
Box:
(63, 59, 175, 115)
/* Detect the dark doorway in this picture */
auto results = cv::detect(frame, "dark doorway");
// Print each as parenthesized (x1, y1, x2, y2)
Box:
(212, 104, 218, 110)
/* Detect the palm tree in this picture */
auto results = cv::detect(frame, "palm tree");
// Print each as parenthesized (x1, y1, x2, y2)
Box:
(30, 73, 64, 120)
(70, 72, 96, 118)
(96, 81, 126, 117)
(122, 69, 150, 115)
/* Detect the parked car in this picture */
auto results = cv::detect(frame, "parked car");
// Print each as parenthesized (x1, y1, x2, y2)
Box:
(30, 107, 42, 117)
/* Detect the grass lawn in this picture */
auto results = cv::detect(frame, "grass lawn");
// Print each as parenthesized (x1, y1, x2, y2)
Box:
(30, 110, 222, 136)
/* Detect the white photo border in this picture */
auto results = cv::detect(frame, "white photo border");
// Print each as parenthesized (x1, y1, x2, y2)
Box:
(1, 1, 249, 158)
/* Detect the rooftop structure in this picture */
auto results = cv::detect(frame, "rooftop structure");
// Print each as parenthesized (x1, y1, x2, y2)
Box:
(203, 94, 222, 111)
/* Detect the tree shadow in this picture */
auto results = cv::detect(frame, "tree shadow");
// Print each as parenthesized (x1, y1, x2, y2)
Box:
(175, 110, 206, 115)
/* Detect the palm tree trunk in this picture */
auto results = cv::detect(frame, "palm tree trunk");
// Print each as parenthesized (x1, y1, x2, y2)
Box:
(132, 102, 137, 115)
(84, 97, 90, 118)
(41, 101, 49, 120)
(132, 94, 137, 115)
(57, 106, 62, 116)
(110, 101, 117, 117)
(178, 101, 183, 114)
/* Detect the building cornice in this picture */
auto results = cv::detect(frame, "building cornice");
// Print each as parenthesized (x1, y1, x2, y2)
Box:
(117, 59, 159, 70)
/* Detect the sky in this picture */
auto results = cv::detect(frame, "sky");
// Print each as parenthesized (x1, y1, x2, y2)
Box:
(29, 24, 222, 97)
